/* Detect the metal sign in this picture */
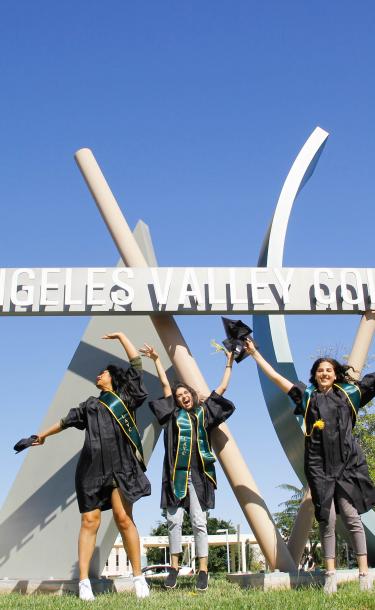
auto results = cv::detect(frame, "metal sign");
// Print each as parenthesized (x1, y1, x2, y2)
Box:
(1, 266, 374, 314)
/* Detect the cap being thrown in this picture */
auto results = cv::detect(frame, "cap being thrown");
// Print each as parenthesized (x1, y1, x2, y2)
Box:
(13, 435, 38, 454)
(221, 317, 255, 363)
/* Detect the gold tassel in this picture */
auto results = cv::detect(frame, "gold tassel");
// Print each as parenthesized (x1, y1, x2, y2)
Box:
(305, 419, 325, 437)
(210, 339, 226, 353)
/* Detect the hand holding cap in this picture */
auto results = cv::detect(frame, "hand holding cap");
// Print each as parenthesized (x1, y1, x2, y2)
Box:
(221, 317, 256, 363)
(13, 435, 39, 454)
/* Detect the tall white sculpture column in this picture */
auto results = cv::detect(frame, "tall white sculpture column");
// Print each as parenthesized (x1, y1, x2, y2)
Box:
(75, 148, 295, 572)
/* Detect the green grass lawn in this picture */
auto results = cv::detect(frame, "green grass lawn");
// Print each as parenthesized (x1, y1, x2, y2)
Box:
(0, 577, 373, 610)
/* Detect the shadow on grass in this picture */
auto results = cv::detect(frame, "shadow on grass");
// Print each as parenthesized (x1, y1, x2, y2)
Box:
(147, 576, 198, 592)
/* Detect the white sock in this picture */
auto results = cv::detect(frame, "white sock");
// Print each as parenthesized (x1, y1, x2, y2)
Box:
(79, 579, 95, 601)
(133, 575, 150, 599)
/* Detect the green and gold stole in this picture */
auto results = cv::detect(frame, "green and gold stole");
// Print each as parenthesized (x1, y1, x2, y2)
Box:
(98, 390, 145, 466)
(302, 382, 361, 435)
(172, 406, 217, 499)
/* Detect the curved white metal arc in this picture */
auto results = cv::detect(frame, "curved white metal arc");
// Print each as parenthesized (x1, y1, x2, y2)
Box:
(264, 126, 329, 267)
(254, 126, 329, 478)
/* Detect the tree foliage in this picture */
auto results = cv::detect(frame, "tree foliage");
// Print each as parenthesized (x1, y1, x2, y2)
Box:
(353, 403, 375, 482)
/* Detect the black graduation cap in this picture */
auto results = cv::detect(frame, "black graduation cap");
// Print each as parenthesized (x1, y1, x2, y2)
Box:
(13, 435, 38, 454)
(221, 317, 255, 363)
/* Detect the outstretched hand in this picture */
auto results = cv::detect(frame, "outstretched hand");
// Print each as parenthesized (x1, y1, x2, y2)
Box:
(139, 344, 159, 361)
(244, 338, 257, 356)
(102, 332, 123, 341)
(32, 436, 45, 446)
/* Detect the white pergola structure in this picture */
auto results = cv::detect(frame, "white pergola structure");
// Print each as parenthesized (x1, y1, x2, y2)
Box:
(101, 532, 262, 577)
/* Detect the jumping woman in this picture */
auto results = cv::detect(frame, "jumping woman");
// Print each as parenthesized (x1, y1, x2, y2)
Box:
(32, 332, 151, 600)
(244, 338, 375, 594)
(141, 344, 235, 592)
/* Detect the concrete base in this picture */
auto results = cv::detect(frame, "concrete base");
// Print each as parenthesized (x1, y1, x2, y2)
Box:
(2, 569, 374, 595)
(0, 576, 134, 596)
(228, 568, 375, 591)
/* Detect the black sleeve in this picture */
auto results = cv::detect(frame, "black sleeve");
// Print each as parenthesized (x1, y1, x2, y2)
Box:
(149, 395, 176, 426)
(288, 381, 307, 416)
(358, 372, 375, 407)
(203, 391, 235, 430)
(124, 364, 148, 409)
(60, 400, 88, 430)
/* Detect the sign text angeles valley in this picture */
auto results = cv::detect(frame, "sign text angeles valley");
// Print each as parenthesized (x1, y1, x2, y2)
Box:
(0, 267, 374, 315)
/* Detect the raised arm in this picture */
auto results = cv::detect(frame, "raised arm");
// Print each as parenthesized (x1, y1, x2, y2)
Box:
(102, 331, 139, 360)
(32, 421, 63, 446)
(140, 344, 172, 398)
(244, 338, 293, 394)
(215, 350, 235, 396)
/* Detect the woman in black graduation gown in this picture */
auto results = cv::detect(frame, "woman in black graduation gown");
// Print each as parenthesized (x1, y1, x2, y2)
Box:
(32, 332, 151, 600)
(244, 338, 375, 594)
(140, 343, 235, 592)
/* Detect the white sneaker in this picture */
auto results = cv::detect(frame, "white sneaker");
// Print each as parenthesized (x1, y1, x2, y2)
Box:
(323, 571, 337, 595)
(133, 575, 150, 599)
(79, 578, 95, 601)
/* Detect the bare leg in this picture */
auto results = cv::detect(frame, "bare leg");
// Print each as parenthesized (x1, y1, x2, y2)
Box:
(325, 557, 335, 572)
(78, 509, 101, 580)
(170, 553, 180, 570)
(111, 488, 142, 576)
(198, 556, 208, 572)
(357, 554, 368, 573)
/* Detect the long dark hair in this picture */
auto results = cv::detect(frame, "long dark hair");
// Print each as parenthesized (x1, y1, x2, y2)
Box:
(107, 364, 131, 402)
(309, 357, 356, 386)
(172, 382, 199, 408)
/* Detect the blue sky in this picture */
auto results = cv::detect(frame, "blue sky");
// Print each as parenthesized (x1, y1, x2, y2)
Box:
(1, 1, 375, 537)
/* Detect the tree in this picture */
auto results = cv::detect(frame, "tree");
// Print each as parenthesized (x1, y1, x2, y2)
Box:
(146, 512, 236, 572)
(353, 403, 375, 482)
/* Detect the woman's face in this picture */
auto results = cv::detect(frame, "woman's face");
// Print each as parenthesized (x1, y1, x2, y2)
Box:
(96, 369, 113, 391)
(175, 387, 194, 411)
(314, 361, 336, 392)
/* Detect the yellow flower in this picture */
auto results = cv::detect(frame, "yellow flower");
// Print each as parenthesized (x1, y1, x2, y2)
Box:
(313, 419, 325, 430)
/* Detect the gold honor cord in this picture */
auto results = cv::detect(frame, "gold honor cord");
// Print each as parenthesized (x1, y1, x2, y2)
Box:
(333, 383, 361, 422)
(98, 390, 145, 465)
(302, 383, 361, 436)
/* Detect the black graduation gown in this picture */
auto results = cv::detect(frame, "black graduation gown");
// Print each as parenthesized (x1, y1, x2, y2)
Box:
(61, 365, 151, 513)
(289, 373, 375, 523)
(149, 391, 235, 511)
